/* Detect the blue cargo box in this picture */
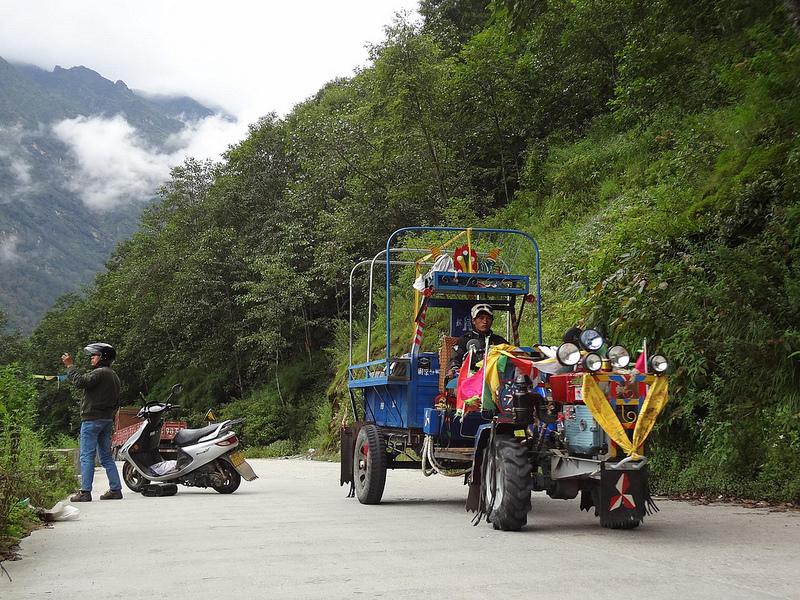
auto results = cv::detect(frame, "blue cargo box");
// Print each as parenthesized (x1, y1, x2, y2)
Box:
(360, 353, 441, 429)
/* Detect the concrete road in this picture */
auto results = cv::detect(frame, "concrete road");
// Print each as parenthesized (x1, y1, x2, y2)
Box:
(4, 458, 800, 600)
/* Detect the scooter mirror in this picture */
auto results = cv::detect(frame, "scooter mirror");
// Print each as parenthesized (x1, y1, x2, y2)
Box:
(172, 383, 183, 395)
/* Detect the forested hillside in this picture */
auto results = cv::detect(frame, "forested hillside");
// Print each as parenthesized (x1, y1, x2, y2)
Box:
(14, 0, 800, 501)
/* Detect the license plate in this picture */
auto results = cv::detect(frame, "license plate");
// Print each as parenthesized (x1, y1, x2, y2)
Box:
(229, 450, 244, 467)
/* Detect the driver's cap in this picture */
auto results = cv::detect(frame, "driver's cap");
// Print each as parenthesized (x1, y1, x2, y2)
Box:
(471, 304, 493, 319)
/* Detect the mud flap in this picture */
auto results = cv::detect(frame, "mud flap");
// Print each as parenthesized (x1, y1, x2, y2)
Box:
(233, 459, 258, 482)
(599, 461, 658, 528)
(340, 425, 355, 496)
(466, 422, 493, 515)
(466, 480, 480, 513)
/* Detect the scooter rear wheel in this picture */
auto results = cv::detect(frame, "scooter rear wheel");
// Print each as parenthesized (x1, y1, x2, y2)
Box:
(211, 459, 241, 494)
(122, 461, 147, 493)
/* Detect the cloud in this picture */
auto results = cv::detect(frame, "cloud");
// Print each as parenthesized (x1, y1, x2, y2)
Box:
(9, 154, 31, 185)
(0, 124, 41, 202)
(51, 114, 246, 210)
(0, 233, 20, 263)
(166, 114, 249, 162)
(51, 115, 171, 210)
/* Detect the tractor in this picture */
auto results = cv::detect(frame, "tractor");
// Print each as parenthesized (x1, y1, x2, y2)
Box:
(340, 227, 669, 530)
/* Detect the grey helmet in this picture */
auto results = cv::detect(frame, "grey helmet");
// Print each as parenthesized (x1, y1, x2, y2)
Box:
(83, 342, 116, 364)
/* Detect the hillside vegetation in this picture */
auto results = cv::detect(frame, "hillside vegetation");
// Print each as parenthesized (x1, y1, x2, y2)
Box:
(8, 0, 800, 502)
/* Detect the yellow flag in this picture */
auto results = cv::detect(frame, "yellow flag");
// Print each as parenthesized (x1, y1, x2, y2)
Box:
(581, 374, 669, 460)
(581, 374, 639, 460)
(632, 376, 669, 449)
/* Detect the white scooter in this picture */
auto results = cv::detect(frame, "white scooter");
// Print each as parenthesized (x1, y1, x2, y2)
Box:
(119, 384, 257, 495)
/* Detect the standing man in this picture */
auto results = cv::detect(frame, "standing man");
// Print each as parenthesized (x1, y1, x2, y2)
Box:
(447, 303, 508, 378)
(62, 343, 123, 501)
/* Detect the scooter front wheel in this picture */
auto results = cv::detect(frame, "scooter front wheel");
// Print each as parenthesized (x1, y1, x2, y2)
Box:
(122, 461, 147, 493)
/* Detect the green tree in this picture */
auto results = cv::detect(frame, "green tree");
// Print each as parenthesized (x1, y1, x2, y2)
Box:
(0, 309, 26, 365)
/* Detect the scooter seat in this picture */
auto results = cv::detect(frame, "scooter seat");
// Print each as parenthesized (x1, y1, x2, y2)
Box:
(173, 423, 221, 446)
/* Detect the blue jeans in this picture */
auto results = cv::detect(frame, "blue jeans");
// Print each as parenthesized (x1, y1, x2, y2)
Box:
(79, 419, 121, 491)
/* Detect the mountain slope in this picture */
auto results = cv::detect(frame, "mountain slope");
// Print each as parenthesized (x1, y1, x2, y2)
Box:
(0, 57, 220, 334)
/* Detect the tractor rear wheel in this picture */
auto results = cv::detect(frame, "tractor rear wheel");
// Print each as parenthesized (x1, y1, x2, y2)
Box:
(482, 434, 532, 531)
(354, 424, 387, 504)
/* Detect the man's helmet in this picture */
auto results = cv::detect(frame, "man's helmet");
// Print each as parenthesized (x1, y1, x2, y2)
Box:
(83, 343, 116, 363)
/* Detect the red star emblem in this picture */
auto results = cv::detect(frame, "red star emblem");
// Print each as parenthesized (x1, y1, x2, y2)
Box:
(609, 473, 636, 511)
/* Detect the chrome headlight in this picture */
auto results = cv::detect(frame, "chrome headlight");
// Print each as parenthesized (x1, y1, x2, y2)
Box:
(607, 345, 631, 368)
(579, 328, 604, 351)
(582, 352, 603, 373)
(648, 354, 669, 374)
(556, 343, 581, 366)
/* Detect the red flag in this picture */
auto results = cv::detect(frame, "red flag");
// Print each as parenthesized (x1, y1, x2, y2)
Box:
(634, 339, 647, 372)
(456, 350, 484, 412)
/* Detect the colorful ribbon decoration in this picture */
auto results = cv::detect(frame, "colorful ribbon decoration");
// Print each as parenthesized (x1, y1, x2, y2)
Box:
(412, 229, 469, 318)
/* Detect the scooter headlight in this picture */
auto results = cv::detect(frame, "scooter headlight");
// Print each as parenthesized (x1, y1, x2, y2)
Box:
(556, 343, 581, 366)
(607, 345, 631, 368)
(582, 352, 603, 373)
(648, 354, 669, 374)
(579, 328, 604, 351)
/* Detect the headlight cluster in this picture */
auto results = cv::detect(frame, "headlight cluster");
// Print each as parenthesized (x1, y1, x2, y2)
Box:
(556, 327, 605, 371)
(555, 328, 669, 375)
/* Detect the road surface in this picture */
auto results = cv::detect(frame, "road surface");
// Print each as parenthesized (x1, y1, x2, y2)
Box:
(4, 458, 799, 599)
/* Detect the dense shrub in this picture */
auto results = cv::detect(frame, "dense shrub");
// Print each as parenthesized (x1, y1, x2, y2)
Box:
(0, 366, 78, 554)
(220, 357, 331, 453)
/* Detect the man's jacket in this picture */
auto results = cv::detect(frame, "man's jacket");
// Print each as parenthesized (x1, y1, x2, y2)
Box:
(67, 365, 121, 421)
(449, 330, 508, 372)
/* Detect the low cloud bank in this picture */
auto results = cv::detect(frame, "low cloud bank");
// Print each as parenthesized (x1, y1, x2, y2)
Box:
(51, 113, 247, 210)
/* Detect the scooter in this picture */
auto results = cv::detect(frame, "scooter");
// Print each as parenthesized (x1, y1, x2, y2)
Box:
(119, 384, 257, 495)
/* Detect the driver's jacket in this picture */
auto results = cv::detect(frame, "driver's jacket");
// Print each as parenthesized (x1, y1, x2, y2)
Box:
(449, 330, 508, 372)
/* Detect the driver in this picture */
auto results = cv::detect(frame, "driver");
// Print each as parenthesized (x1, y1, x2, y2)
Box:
(447, 304, 508, 378)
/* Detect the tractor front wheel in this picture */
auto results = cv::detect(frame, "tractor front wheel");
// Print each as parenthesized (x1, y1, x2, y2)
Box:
(353, 424, 387, 504)
(482, 434, 532, 531)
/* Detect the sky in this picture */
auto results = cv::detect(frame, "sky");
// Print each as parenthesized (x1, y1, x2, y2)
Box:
(0, 0, 420, 210)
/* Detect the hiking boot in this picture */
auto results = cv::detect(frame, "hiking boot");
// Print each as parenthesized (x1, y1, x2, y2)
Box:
(100, 489, 123, 500)
(70, 490, 92, 502)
